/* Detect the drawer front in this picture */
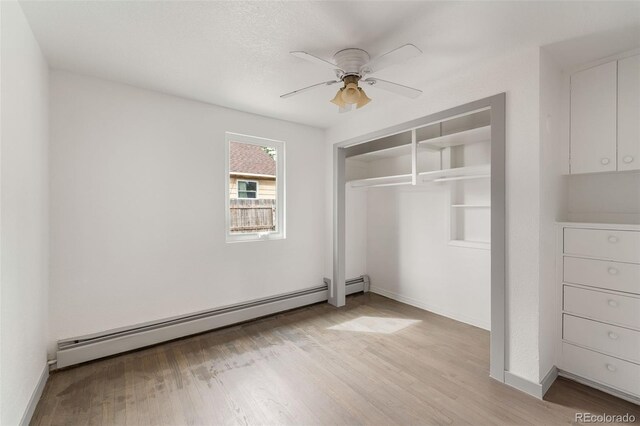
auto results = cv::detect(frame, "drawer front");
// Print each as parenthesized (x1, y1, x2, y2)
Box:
(563, 314, 640, 363)
(562, 342, 640, 397)
(564, 228, 640, 263)
(564, 285, 640, 330)
(564, 256, 640, 294)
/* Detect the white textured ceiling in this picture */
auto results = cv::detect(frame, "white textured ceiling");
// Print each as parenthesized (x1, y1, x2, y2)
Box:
(20, 1, 640, 129)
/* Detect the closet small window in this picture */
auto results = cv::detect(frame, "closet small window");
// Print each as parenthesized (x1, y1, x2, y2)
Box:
(225, 132, 285, 242)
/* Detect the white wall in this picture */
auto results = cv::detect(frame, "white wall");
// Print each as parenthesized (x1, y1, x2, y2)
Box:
(538, 48, 566, 382)
(49, 71, 326, 351)
(0, 2, 50, 424)
(327, 47, 542, 383)
(364, 184, 491, 330)
(566, 172, 640, 224)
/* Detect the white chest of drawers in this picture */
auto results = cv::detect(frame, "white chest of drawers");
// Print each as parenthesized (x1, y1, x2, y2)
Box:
(557, 222, 640, 403)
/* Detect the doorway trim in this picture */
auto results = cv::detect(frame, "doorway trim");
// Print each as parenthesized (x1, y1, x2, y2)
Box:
(331, 93, 506, 382)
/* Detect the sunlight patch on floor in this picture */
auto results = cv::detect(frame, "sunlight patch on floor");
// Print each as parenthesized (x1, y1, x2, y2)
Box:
(327, 316, 421, 334)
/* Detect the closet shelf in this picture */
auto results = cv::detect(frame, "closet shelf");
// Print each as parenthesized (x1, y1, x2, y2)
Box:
(350, 165, 490, 188)
(449, 240, 491, 250)
(419, 164, 490, 183)
(451, 204, 491, 208)
(418, 125, 491, 150)
(348, 173, 412, 189)
(348, 143, 412, 162)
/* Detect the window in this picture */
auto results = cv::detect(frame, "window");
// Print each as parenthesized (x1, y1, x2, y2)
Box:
(237, 180, 258, 199)
(225, 132, 285, 242)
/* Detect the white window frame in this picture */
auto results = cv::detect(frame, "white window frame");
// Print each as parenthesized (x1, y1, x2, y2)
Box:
(225, 132, 285, 242)
(236, 179, 259, 199)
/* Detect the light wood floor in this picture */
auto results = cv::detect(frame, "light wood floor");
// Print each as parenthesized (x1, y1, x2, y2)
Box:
(32, 293, 640, 425)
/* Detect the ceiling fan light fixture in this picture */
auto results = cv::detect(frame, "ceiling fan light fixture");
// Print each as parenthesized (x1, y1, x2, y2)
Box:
(341, 82, 361, 104)
(330, 89, 346, 107)
(283, 45, 423, 112)
(356, 88, 371, 109)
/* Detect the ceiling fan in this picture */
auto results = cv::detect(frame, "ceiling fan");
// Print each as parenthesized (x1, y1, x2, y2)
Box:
(280, 44, 423, 113)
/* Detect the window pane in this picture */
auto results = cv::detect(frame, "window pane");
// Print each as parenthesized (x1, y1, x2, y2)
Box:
(228, 140, 278, 235)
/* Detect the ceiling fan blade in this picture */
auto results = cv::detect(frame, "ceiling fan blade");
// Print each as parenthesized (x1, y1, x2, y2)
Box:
(360, 44, 422, 75)
(291, 51, 344, 72)
(280, 80, 341, 99)
(361, 78, 422, 99)
(339, 104, 353, 114)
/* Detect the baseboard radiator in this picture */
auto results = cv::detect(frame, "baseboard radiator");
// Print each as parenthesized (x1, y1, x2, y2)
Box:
(56, 275, 370, 369)
(345, 275, 370, 294)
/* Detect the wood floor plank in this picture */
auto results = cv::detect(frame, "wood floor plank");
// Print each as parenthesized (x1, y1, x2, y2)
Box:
(32, 293, 640, 425)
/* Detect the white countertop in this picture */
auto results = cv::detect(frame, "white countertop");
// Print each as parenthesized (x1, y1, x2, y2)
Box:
(557, 221, 640, 231)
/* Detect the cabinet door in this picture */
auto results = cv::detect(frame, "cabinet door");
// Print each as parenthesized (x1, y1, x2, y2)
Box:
(570, 61, 617, 174)
(618, 55, 640, 171)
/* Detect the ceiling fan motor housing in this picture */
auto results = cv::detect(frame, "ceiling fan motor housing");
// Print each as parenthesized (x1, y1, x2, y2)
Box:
(333, 48, 370, 78)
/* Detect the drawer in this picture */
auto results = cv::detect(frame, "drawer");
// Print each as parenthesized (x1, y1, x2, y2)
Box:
(563, 314, 640, 363)
(564, 256, 640, 294)
(562, 342, 640, 397)
(564, 228, 640, 263)
(564, 285, 640, 330)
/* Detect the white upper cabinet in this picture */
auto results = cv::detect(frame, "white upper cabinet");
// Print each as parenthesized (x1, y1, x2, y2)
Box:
(618, 54, 640, 172)
(570, 61, 617, 174)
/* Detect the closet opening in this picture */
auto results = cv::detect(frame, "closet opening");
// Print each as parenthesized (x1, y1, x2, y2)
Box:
(331, 94, 506, 382)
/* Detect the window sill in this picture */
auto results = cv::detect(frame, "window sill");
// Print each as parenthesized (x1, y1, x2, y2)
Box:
(226, 232, 285, 243)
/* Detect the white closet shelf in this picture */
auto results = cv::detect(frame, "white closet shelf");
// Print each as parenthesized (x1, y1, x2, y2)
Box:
(350, 165, 490, 188)
(348, 143, 412, 163)
(348, 173, 412, 188)
(419, 164, 490, 183)
(418, 125, 491, 150)
(449, 240, 491, 250)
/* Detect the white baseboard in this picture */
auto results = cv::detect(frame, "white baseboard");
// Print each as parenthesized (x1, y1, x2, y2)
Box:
(19, 363, 49, 426)
(504, 366, 557, 400)
(369, 285, 490, 330)
(540, 366, 558, 397)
